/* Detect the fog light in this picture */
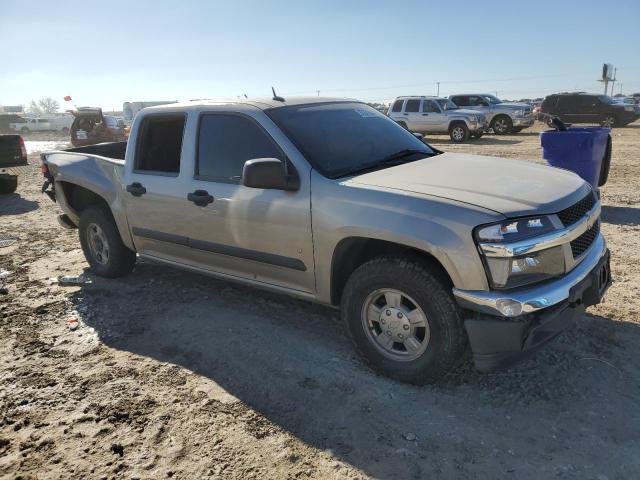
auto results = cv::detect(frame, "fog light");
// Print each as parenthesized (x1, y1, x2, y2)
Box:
(496, 298, 523, 317)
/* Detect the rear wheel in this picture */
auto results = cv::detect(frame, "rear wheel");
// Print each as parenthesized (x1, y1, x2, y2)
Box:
(601, 115, 616, 128)
(79, 205, 136, 278)
(449, 123, 470, 143)
(491, 115, 513, 135)
(0, 175, 18, 194)
(341, 256, 467, 384)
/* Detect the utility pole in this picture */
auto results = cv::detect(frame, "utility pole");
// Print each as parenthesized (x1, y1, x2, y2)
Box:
(609, 68, 617, 96)
(317, 90, 320, 97)
(436, 82, 440, 96)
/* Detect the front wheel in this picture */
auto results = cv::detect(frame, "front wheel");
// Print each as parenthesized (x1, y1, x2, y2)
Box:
(449, 123, 470, 143)
(341, 256, 467, 384)
(79, 205, 136, 278)
(491, 115, 513, 135)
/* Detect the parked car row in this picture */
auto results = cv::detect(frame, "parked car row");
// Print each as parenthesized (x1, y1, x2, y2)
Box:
(8, 115, 74, 133)
(387, 91, 640, 142)
(388, 93, 535, 142)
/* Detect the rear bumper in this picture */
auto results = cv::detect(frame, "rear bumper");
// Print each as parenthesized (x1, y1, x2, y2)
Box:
(456, 242, 611, 371)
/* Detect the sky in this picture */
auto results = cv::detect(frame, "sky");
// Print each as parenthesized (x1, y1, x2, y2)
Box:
(1, 0, 639, 111)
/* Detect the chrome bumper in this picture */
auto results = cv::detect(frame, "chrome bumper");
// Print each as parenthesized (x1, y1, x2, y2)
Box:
(453, 233, 607, 316)
(513, 116, 535, 127)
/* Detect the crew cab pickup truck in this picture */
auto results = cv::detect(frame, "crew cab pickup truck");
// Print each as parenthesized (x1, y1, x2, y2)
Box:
(449, 94, 535, 134)
(41, 98, 611, 384)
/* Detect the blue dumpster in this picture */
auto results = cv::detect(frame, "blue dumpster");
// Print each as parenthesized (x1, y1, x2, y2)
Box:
(541, 127, 612, 189)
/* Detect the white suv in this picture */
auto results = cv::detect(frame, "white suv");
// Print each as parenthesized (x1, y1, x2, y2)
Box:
(387, 96, 487, 143)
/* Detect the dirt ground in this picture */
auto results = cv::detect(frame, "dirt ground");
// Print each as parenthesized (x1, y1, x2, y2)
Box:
(1, 122, 639, 480)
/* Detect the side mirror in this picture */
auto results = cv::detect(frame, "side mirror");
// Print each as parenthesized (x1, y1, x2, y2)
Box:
(242, 158, 299, 191)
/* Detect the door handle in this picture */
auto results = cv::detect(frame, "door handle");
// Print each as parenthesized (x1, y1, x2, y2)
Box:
(187, 190, 214, 206)
(126, 182, 146, 197)
(403, 113, 409, 115)
(422, 113, 429, 116)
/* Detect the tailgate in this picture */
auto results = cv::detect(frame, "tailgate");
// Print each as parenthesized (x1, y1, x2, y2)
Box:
(0, 135, 28, 168)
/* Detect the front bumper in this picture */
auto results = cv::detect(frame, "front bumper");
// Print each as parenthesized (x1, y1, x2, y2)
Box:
(454, 238, 611, 371)
(512, 116, 535, 127)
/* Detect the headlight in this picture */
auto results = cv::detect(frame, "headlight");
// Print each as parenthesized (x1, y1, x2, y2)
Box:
(475, 216, 564, 289)
(513, 109, 523, 116)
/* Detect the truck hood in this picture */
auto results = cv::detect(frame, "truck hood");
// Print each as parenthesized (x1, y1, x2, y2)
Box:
(448, 108, 485, 117)
(496, 102, 530, 110)
(347, 152, 589, 217)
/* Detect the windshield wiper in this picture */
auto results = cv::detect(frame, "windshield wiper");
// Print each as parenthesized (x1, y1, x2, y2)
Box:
(335, 149, 431, 178)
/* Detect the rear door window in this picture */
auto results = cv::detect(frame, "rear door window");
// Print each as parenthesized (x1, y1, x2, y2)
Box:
(450, 96, 466, 106)
(196, 114, 284, 183)
(405, 99, 420, 113)
(135, 114, 186, 174)
(391, 100, 404, 113)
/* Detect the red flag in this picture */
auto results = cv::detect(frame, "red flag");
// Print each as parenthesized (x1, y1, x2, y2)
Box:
(64, 95, 72, 102)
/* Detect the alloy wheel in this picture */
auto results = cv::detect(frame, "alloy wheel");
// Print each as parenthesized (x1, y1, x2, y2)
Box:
(361, 288, 431, 361)
(86, 223, 110, 265)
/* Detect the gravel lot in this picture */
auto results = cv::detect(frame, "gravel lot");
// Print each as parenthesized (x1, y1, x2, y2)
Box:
(1, 123, 639, 479)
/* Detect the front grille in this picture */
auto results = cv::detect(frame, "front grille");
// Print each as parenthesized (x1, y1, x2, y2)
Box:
(557, 192, 596, 227)
(571, 221, 599, 258)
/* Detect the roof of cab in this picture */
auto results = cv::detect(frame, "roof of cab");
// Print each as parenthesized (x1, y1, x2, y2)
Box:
(142, 96, 359, 113)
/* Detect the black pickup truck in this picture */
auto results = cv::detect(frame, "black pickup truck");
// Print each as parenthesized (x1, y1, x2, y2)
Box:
(0, 135, 28, 194)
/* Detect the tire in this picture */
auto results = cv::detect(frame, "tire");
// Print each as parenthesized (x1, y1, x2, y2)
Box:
(491, 115, 513, 135)
(341, 256, 467, 384)
(0, 175, 18, 194)
(471, 131, 484, 139)
(449, 122, 470, 143)
(78, 204, 136, 278)
(598, 136, 612, 186)
(600, 115, 617, 128)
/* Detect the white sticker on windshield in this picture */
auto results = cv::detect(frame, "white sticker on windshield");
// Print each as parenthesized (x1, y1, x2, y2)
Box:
(355, 109, 378, 118)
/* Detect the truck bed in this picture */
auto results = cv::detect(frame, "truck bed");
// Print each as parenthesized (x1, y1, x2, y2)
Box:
(63, 141, 127, 160)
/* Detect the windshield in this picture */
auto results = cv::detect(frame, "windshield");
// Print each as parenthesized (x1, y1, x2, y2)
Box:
(483, 94, 503, 105)
(436, 99, 458, 110)
(598, 95, 616, 104)
(266, 102, 435, 179)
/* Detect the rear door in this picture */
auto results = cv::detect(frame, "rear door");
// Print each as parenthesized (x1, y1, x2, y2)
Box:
(122, 113, 193, 260)
(403, 98, 422, 131)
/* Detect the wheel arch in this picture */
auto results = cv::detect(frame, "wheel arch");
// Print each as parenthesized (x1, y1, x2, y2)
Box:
(56, 181, 135, 250)
(330, 237, 453, 306)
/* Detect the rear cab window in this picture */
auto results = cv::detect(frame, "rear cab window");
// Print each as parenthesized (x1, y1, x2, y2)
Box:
(135, 114, 186, 175)
(196, 113, 285, 183)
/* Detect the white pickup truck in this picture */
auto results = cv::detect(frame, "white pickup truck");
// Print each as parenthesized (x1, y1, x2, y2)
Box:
(41, 97, 611, 384)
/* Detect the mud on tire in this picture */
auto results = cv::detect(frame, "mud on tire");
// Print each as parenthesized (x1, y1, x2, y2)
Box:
(79, 204, 136, 278)
(341, 256, 467, 384)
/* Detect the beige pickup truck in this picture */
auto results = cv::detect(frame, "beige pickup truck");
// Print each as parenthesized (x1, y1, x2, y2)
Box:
(41, 97, 611, 384)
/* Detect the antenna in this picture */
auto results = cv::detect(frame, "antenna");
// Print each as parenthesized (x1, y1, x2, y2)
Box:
(271, 87, 285, 102)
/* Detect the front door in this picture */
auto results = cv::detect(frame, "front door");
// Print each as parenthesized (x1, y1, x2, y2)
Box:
(421, 100, 447, 132)
(180, 111, 315, 294)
